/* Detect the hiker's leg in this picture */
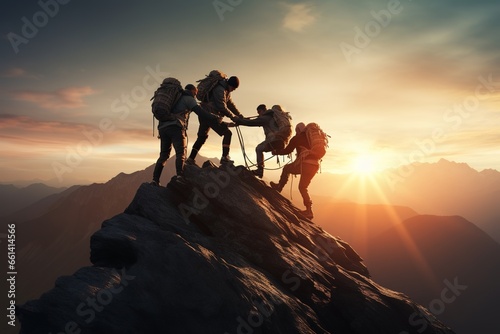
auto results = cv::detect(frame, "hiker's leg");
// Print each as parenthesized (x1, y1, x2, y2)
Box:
(222, 128, 232, 158)
(189, 119, 210, 160)
(171, 127, 187, 176)
(298, 163, 319, 207)
(255, 141, 267, 169)
(255, 141, 277, 177)
(251, 141, 269, 177)
(278, 162, 296, 188)
(153, 127, 173, 183)
(211, 121, 232, 158)
(220, 123, 233, 157)
(271, 158, 300, 191)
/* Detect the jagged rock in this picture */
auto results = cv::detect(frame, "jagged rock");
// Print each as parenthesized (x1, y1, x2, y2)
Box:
(17, 163, 455, 334)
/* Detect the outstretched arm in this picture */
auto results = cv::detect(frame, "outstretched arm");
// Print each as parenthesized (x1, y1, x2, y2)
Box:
(234, 115, 270, 127)
(191, 105, 217, 122)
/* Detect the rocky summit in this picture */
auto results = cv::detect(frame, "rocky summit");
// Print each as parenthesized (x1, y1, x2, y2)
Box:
(17, 162, 455, 334)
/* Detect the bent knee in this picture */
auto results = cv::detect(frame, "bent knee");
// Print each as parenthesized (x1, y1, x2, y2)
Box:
(298, 185, 309, 193)
(197, 134, 209, 142)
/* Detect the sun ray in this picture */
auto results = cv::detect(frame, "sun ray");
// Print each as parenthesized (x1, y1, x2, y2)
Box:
(366, 175, 441, 291)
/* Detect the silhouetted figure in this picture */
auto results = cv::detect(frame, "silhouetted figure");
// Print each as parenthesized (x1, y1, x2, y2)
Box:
(234, 104, 289, 178)
(187, 76, 243, 165)
(152, 84, 215, 185)
(270, 122, 319, 219)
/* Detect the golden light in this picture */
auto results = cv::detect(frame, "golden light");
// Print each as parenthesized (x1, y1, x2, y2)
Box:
(352, 154, 378, 175)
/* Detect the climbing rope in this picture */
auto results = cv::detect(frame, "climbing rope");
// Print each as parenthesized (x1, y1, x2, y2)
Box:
(235, 125, 292, 171)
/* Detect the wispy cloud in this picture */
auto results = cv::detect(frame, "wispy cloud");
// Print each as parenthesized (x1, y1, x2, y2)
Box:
(2, 67, 37, 78)
(0, 114, 85, 139)
(282, 3, 317, 32)
(11, 86, 96, 110)
(0, 114, 151, 146)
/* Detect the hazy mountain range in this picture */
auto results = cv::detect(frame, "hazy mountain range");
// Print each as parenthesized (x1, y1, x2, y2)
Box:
(364, 215, 500, 334)
(0, 183, 68, 218)
(309, 159, 500, 243)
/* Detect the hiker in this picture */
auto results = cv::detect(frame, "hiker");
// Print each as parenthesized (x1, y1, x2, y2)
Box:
(270, 122, 321, 219)
(186, 75, 243, 165)
(151, 84, 215, 185)
(233, 104, 289, 178)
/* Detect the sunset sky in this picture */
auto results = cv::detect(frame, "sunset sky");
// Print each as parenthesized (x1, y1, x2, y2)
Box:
(1, 0, 499, 186)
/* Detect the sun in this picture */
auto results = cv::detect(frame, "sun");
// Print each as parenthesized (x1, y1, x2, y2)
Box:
(352, 154, 378, 175)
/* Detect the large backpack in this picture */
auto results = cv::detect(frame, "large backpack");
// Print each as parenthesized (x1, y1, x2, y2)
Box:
(270, 105, 292, 145)
(151, 77, 183, 122)
(304, 122, 329, 160)
(196, 70, 227, 102)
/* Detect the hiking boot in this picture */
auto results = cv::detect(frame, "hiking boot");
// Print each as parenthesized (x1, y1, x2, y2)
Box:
(300, 209, 314, 219)
(172, 174, 184, 182)
(185, 158, 196, 166)
(252, 168, 263, 178)
(270, 181, 282, 192)
(300, 205, 314, 219)
(220, 156, 233, 165)
(150, 180, 161, 187)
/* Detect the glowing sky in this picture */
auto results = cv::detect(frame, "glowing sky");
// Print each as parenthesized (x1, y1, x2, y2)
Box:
(1, 0, 499, 186)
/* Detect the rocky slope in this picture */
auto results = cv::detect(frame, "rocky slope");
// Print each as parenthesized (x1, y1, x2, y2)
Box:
(7, 161, 177, 308)
(17, 162, 455, 334)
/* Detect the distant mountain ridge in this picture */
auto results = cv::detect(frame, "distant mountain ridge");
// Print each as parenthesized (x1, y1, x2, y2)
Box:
(308, 159, 500, 242)
(311, 198, 419, 255)
(0, 183, 67, 217)
(383, 159, 500, 242)
(2, 185, 80, 223)
(364, 215, 500, 334)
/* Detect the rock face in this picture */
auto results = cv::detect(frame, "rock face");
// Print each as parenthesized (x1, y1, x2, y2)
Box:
(18, 162, 455, 334)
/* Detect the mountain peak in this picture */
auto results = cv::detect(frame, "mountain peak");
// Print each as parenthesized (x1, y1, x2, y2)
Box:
(436, 158, 474, 170)
(17, 162, 455, 333)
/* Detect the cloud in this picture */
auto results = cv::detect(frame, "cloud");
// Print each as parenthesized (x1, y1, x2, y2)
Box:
(282, 3, 317, 32)
(11, 86, 96, 110)
(2, 67, 37, 78)
(0, 114, 85, 139)
(0, 114, 151, 148)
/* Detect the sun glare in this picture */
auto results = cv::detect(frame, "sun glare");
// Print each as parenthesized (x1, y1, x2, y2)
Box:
(352, 154, 377, 175)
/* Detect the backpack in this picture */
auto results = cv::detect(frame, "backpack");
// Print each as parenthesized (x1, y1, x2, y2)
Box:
(270, 105, 292, 145)
(151, 77, 183, 122)
(304, 122, 329, 160)
(196, 70, 227, 102)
